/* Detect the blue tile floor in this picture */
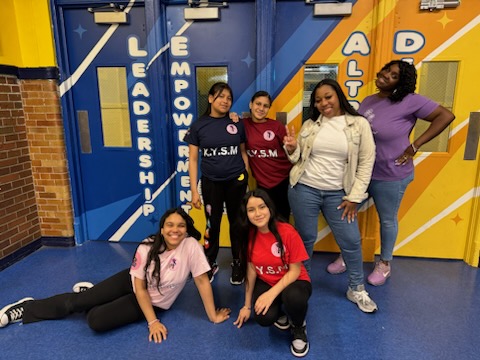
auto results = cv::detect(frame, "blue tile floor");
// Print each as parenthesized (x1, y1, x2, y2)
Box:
(1, 241, 479, 360)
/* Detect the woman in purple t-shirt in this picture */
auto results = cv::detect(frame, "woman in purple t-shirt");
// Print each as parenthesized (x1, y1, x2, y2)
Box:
(327, 60, 455, 286)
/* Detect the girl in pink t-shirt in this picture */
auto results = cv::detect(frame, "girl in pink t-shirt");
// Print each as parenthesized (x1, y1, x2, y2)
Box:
(0, 208, 230, 343)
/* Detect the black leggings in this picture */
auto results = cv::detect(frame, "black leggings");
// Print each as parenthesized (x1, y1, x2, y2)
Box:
(22, 269, 147, 332)
(252, 278, 311, 327)
(201, 170, 248, 264)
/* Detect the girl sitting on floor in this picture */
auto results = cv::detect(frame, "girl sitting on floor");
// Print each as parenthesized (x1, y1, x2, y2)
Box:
(0, 208, 230, 343)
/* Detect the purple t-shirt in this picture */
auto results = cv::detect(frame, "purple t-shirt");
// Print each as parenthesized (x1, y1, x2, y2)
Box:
(359, 93, 438, 181)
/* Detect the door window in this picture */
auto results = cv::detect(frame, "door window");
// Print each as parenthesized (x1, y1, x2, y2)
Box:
(303, 64, 338, 122)
(414, 61, 458, 152)
(196, 66, 228, 117)
(97, 67, 132, 147)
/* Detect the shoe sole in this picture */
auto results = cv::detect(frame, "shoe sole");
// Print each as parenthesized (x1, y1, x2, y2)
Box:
(326, 267, 346, 275)
(0, 297, 34, 327)
(72, 282, 94, 293)
(230, 278, 244, 285)
(290, 342, 309, 357)
(367, 274, 390, 286)
(274, 322, 290, 330)
(346, 293, 378, 313)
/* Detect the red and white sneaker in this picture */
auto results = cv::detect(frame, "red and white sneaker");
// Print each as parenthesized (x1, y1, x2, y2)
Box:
(326, 255, 346, 274)
(367, 261, 391, 286)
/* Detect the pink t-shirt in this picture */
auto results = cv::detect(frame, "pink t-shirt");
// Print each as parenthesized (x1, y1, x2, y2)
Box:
(130, 237, 210, 309)
(248, 222, 310, 287)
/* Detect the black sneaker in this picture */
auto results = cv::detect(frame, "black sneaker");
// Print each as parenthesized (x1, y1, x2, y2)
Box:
(230, 259, 244, 285)
(208, 262, 219, 283)
(0, 297, 34, 328)
(72, 281, 94, 293)
(274, 314, 290, 330)
(290, 322, 309, 357)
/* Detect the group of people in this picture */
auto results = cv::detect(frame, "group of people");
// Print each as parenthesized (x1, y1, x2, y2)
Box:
(0, 60, 455, 358)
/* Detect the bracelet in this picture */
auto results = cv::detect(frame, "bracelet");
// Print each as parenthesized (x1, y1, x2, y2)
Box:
(242, 306, 251, 310)
(410, 143, 418, 153)
(148, 319, 159, 327)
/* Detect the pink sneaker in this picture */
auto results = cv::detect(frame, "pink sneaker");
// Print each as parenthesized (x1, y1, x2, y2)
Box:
(367, 261, 391, 286)
(326, 255, 346, 274)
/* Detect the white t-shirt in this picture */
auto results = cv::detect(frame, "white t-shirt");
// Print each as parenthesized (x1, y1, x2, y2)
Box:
(300, 115, 348, 190)
(129, 236, 210, 309)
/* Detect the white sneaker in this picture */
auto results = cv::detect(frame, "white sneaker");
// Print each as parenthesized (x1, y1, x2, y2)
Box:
(72, 282, 94, 293)
(274, 314, 290, 330)
(347, 285, 378, 313)
(290, 322, 309, 357)
(0, 297, 34, 328)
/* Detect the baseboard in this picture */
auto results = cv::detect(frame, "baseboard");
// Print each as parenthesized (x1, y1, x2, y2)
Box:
(0, 236, 75, 271)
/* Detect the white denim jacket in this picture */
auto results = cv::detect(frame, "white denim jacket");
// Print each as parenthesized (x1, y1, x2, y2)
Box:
(286, 114, 375, 203)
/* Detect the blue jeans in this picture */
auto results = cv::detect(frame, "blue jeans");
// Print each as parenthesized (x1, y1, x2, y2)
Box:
(368, 172, 414, 261)
(288, 183, 364, 288)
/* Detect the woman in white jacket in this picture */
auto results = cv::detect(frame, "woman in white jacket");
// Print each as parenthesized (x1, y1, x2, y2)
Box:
(284, 79, 377, 313)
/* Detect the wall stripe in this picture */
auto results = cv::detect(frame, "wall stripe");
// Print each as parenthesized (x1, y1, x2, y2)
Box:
(394, 187, 480, 251)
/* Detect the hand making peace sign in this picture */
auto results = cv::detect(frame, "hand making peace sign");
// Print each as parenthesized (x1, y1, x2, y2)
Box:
(283, 125, 297, 154)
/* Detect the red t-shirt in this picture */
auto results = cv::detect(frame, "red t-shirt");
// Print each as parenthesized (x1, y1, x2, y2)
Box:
(243, 118, 292, 188)
(248, 222, 310, 286)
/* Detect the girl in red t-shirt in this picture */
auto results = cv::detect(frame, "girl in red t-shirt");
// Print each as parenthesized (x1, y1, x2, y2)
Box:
(234, 189, 312, 358)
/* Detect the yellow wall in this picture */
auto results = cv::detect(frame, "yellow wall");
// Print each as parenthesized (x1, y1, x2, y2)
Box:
(271, 0, 480, 264)
(0, 0, 56, 67)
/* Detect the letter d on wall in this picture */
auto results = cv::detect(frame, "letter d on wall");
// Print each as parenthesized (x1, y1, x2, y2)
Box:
(394, 31, 425, 54)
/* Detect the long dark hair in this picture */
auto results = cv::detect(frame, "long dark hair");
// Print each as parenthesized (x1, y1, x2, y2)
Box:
(379, 60, 417, 102)
(309, 78, 359, 121)
(203, 82, 234, 116)
(140, 208, 201, 292)
(238, 189, 287, 285)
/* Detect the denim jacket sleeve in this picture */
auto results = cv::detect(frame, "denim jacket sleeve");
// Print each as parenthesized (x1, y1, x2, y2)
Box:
(342, 115, 376, 203)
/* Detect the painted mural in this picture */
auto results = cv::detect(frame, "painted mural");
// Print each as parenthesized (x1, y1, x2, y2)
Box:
(50, 0, 480, 265)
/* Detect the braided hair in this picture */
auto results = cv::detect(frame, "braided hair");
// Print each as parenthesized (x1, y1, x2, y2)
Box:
(380, 60, 417, 102)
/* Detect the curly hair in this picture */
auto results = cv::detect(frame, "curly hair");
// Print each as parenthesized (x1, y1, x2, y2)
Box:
(380, 60, 417, 102)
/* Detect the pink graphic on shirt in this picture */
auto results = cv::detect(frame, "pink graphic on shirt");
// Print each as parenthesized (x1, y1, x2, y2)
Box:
(169, 258, 177, 270)
(263, 130, 275, 141)
(226, 124, 238, 134)
(131, 253, 141, 270)
(271, 243, 283, 258)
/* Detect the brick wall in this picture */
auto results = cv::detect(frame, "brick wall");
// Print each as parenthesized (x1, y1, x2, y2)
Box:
(21, 79, 74, 239)
(0, 74, 41, 258)
(0, 74, 74, 261)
